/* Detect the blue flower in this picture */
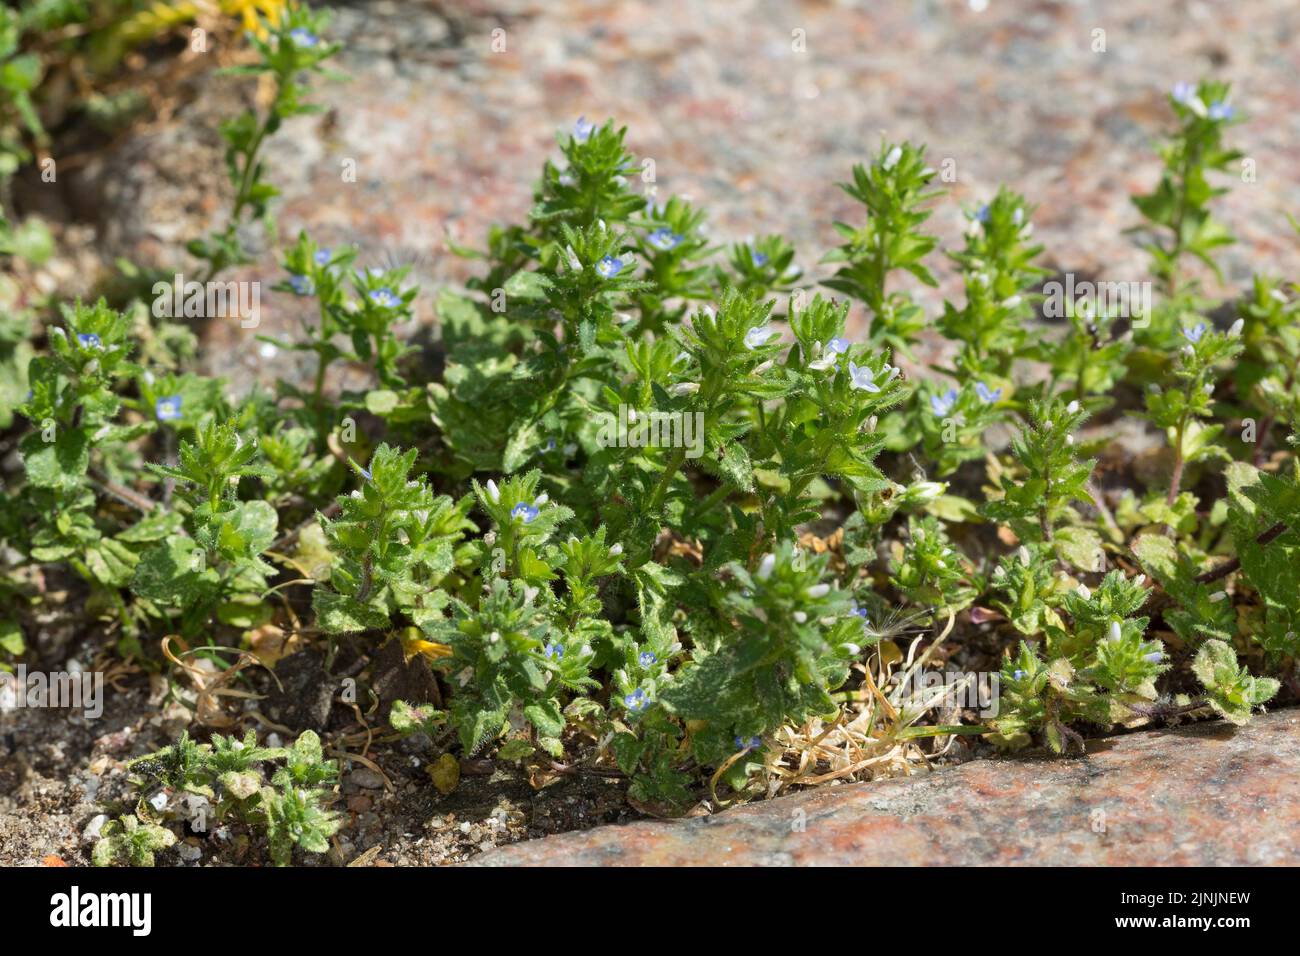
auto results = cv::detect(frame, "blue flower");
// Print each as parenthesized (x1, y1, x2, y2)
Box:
(77, 333, 102, 350)
(288, 274, 314, 295)
(639, 651, 657, 667)
(313, 248, 332, 267)
(358, 465, 372, 480)
(511, 502, 540, 523)
(850, 603, 870, 620)
(929, 388, 959, 417)
(1171, 82, 1196, 104)
(595, 255, 624, 278)
(975, 203, 991, 223)
(288, 28, 320, 48)
(647, 228, 682, 251)
(975, 381, 1002, 404)
(572, 117, 595, 142)
(750, 250, 770, 267)
(848, 361, 881, 393)
(544, 643, 564, 660)
(734, 735, 762, 752)
(624, 688, 650, 714)
(827, 337, 850, 355)
(369, 288, 399, 308)
(1012, 669, 1027, 681)
(743, 325, 776, 350)
(155, 395, 182, 422)
(1208, 102, 1234, 121)
(1182, 323, 1207, 344)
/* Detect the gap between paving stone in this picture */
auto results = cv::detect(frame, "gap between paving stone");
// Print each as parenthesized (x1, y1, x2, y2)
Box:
(468, 709, 1300, 866)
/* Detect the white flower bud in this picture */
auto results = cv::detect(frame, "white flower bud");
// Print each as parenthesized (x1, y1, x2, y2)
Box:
(1228, 318, 1244, 337)
(805, 584, 830, 598)
(485, 479, 500, 503)
(1107, 621, 1122, 643)
(608, 543, 623, 556)
(756, 553, 775, 580)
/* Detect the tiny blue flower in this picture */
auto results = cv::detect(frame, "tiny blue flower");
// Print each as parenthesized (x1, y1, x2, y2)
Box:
(572, 117, 595, 142)
(975, 204, 991, 223)
(647, 228, 682, 251)
(1143, 651, 1164, 664)
(744, 326, 776, 350)
(848, 361, 881, 393)
(313, 248, 332, 267)
(1171, 82, 1195, 104)
(826, 337, 850, 355)
(624, 688, 650, 714)
(1208, 101, 1234, 121)
(155, 395, 182, 422)
(750, 250, 770, 267)
(639, 651, 657, 667)
(929, 388, 959, 417)
(358, 465, 372, 480)
(975, 381, 1002, 404)
(511, 502, 540, 523)
(288, 274, 314, 295)
(288, 28, 320, 48)
(77, 333, 102, 349)
(595, 255, 624, 278)
(1012, 669, 1027, 681)
(369, 288, 399, 308)
(734, 735, 762, 752)
(1182, 323, 1207, 344)
(544, 643, 564, 660)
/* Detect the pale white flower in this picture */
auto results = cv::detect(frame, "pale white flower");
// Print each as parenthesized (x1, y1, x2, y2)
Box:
(848, 361, 881, 393)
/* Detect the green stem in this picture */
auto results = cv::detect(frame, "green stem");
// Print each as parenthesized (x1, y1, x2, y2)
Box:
(647, 447, 688, 514)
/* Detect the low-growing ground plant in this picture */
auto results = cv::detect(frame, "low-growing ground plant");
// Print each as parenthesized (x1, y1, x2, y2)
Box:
(2, 3, 1297, 863)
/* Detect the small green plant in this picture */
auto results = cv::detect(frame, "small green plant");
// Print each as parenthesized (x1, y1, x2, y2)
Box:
(6, 51, 1296, 840)
(189, 5, 340, 279)
(110, 729, 341, 866)
(91, 814, 177, 868)
(1131, 80, 1242, 306)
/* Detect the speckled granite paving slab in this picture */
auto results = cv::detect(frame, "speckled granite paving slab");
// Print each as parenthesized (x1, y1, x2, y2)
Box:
(469, 710, 1300, 865)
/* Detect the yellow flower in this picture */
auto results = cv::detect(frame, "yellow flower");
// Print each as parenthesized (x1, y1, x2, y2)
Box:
(222, 0, 290, 38)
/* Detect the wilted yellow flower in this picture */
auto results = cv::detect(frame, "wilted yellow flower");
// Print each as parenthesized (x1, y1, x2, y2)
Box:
(222, 0, 290, 37)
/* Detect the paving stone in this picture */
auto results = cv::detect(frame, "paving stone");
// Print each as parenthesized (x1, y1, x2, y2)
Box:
(471, 710, 1300, 865)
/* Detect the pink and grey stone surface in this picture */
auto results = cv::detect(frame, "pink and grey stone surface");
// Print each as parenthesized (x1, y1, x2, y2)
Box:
(49, 0, 1300, 388)
(470, 710, 1300, 866)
